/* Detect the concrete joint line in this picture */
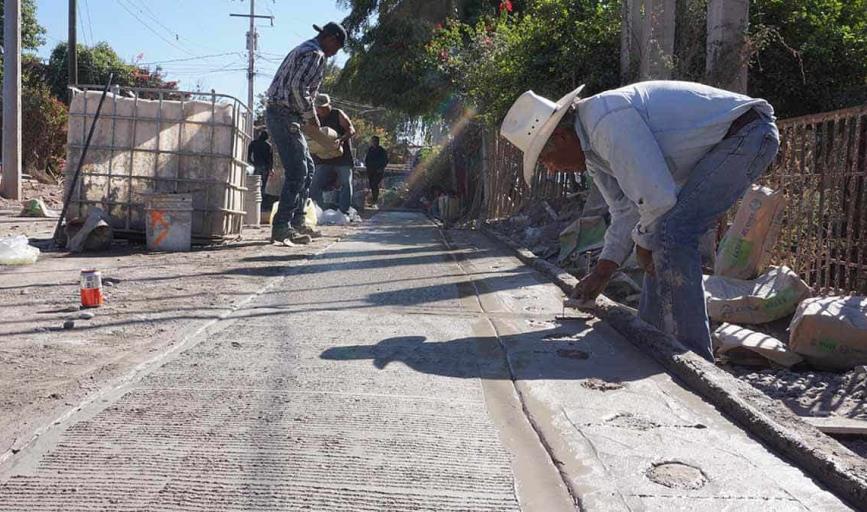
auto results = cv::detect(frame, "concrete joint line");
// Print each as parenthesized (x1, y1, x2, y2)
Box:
(0, 239, 342, 477)
(436, 227, 580, 511)
(478, 224, 867, 510)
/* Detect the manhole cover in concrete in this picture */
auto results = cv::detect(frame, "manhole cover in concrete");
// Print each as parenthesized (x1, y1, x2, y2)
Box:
(581, 378, 623, 391)
(646, 462, 707, 490)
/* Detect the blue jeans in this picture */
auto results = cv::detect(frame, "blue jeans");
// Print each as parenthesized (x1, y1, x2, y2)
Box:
(310, 164, 353, 213)
(265, 105, 315, 230)
(639, 115, 780, 361)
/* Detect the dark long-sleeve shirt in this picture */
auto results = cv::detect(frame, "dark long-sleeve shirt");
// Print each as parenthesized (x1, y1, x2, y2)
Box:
(248, 139, 273, 169)
(365, 146, 388, 171)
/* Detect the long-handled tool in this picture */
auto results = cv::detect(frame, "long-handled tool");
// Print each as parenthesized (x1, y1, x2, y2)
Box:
(52, 73, 114, 245)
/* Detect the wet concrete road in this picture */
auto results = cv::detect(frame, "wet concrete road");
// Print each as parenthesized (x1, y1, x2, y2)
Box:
(0, 212, 854, 511)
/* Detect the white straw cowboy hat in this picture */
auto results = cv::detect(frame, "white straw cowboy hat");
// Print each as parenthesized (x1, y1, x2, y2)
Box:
(315, 93, 332, 108)
(500, 85, 585, 185)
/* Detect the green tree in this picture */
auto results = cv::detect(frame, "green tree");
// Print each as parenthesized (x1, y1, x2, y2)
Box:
(46, 42, 177, 100)
(749, 0, 867, 117)
(0, 0, 46, 51)
(427, 0, 620, 123)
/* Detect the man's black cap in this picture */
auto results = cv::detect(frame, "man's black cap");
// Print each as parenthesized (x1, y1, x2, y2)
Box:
(313, 22, 347, 46)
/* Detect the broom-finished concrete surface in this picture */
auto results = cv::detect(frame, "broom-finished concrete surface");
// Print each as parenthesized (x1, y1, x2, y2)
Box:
(0, 212, 852, 511)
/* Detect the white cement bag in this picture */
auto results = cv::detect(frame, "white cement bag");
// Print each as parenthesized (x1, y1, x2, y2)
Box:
(715, 185, 785, 279)
(789, 296, 867, 370)
(713, 323, 803, 367)
(264, 168, 283, 197)
(307, 127, 343, 160)
(704, 265, 811, 324)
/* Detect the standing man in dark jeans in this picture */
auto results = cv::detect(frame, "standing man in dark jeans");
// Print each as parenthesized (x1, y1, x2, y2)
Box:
(364, 136, 388, 205)
(247, 131, 277, 213)
(265, 22, 346, 245)
(309, 94, 356, 214)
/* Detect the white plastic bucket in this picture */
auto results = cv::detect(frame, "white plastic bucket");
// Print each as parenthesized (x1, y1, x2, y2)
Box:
(145, 193, 193, 252)
(244, 175, 262, 226)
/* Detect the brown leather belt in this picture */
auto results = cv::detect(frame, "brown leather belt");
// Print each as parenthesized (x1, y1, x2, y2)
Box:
(725, 108, 762, 138)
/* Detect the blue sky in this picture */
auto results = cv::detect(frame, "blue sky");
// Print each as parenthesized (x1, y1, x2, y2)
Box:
(34, 0, 350, 100)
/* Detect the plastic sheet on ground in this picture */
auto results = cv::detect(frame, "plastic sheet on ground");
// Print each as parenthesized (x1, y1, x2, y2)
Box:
(703, 265, 811, 324)
(715, 185, 785, 279)
(0, 235, 40, 265)
(789, 296, 867, 370)
(714, 323, 804, 367)
(558, 215, 606, 265)
(19, 198, 56, 218)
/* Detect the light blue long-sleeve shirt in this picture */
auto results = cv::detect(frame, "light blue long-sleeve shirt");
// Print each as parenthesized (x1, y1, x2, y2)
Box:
(573, 80, 774, 265)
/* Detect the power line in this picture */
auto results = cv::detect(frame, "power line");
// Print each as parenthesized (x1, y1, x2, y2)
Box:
(138, 52, 244, 66)
(76, 1, 90, 47)
(82, 0, 95, 46)
(115, 0, 196, 56)
(129, 0, 216, 53)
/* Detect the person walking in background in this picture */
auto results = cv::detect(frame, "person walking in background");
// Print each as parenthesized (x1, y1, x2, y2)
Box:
(308, 94, 356, 214)
(364, 136, 388, 206)
(501, 80, 779, 361)
(247, 131, 278, 213)
(265, 21, 346, 245)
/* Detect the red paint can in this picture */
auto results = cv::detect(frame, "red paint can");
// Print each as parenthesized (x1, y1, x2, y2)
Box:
(80, 269, 104, 308)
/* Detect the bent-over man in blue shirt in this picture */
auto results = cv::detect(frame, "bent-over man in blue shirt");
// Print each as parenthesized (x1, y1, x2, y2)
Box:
(501, 81, 780, 361)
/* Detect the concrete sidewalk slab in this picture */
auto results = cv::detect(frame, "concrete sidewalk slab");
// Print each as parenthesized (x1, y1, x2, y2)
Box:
(0, 212, 854, 511)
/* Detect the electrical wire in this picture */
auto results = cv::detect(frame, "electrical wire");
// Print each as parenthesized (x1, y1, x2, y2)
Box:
(82, 0, 95, 46)
(138, 52, 245, 66)
(115, 0, 196, 56)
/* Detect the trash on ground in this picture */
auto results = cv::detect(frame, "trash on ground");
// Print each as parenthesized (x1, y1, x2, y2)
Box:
(558, 215, 606, 265)
(347, 207, 362, 223)
(66, 208, 113, 253)
(714, 323, 803, 368)
(80, 269, 105, 308)
(63, 319, 75, 330)
(0, 235, 40, 265)
(19, 197, 57, 218)
(304, 198, 320, 230)
(789, 296, 867, 370)
(320, 209, 349, 225)
(704, 265, 811, 324)
(715, 185, 785, 279)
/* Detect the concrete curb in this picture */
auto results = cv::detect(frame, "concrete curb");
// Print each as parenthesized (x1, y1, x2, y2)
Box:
(479, 224, 867, 510)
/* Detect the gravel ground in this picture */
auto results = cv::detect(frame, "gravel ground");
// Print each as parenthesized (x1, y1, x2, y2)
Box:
(0, 211, 357, 458)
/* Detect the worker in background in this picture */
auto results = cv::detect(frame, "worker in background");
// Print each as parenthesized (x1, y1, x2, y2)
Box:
(364, 136, 389, 206)
(500, 81, 779, 361)
(309, 94, 356, 214)
(264, 21, 346, 245)
(247, 130, 277, 214)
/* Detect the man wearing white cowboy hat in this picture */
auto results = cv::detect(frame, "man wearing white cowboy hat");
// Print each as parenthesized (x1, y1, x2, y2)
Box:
(501, 81, 780, 361)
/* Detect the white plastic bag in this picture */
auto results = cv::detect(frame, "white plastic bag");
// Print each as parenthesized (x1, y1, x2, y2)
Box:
(0, 235, 40, 265)
(320, 209, 349, 225)
(347, 207, 362, 223)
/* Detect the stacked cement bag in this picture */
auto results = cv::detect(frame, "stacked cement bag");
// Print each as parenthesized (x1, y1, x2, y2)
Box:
(704, 266, 811, 324)
(788, 296, 867, 370)
(715, 185, 785, 279)
(307, 127, 343, 160)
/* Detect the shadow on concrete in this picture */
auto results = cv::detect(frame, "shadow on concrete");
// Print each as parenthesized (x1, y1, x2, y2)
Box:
(320, 327, 656, 384)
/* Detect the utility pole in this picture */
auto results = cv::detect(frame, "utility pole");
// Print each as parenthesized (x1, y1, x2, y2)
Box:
(230, 1, 273, 135)
(68, 0, 77, 90)
(2, 0, 22, 199)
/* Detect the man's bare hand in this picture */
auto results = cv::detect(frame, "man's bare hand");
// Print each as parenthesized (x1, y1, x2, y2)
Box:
(571, 259, 618, 302)
(636, 245, 655, 276)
